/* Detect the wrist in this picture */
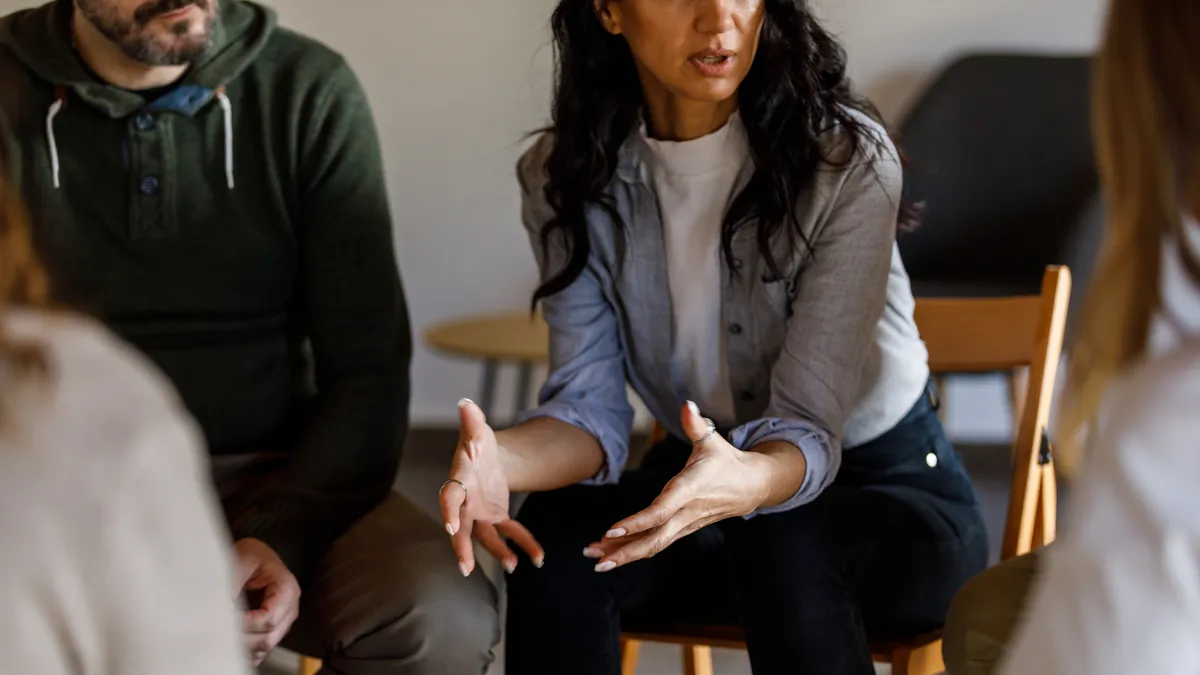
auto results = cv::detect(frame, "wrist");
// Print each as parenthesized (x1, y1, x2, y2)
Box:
(744, 441, 807, 510)
(493, 431, 522, 488)
(737, 450, 778, 512)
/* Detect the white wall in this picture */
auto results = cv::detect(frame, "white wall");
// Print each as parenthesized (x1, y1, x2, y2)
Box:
(1, 0, 1108, 440)
(257, 0, 562, 428)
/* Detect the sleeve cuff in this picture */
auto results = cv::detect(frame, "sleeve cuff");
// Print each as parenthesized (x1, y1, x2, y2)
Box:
(516, 401, 630, 485)
(233, 501, 315, 581)
(726, 418, 841, 517)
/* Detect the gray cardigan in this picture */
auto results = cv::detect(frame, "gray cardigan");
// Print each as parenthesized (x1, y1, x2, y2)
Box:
(516, 109, 930, 514)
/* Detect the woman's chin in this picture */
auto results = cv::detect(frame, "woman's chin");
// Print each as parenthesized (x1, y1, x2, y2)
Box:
(674, 80, 741, 105)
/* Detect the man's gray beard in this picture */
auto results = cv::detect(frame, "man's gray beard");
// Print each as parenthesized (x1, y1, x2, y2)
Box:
(76, 0, 215, 67)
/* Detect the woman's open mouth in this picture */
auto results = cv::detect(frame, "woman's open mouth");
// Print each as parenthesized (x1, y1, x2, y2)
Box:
(689, 49, 737, 77)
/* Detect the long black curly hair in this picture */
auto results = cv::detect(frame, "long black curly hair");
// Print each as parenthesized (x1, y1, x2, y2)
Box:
(532, 0, 917, 305)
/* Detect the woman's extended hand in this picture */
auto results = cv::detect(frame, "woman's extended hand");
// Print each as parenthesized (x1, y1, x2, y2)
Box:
(439, 399, 544, 576)
(583, 402, 775, 572)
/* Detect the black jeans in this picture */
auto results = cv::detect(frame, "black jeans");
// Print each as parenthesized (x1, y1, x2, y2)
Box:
(506, 385, 988, 675)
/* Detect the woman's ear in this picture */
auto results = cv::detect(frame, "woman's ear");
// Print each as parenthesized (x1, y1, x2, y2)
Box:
(594, 0, 622, 35)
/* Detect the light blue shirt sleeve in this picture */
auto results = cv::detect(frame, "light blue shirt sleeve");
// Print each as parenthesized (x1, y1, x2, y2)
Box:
(514, 142, 633, 484)
(512, 260, 635, 484)
(727, 418, 839, 516)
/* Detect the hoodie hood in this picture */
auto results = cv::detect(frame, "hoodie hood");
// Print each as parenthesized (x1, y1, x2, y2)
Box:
(0, 0, 276, 119)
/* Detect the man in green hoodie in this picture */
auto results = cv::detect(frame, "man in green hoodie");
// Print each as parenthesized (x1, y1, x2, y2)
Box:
(0, 0, 499, 672)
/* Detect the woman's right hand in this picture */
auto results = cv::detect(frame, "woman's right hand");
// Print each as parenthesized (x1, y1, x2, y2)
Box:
(440, 398, 544, 577)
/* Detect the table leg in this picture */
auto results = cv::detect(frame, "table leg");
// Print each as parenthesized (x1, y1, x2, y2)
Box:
(478, 359, 499, 421)
(515, 362, 534, 421)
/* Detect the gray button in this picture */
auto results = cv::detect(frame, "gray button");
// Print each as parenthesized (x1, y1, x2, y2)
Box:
(139, 176, 160, 196)
(729, 324, 743, 335)
(134, 113, 155, 132)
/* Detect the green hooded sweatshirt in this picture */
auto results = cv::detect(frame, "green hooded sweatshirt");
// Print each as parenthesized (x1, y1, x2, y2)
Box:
(0, 0, 412, 582)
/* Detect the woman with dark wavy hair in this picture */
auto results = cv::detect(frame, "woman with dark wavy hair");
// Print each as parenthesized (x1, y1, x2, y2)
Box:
(440, 2, 987, 672)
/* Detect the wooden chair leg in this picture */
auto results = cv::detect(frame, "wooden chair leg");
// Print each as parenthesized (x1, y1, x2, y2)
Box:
(1032, 467, 1058, 548)
(1008, 367, 1029, 439)
(683, 645, 714, 675)
(620, 637, 641, 675)
(299, 656, 322, 675)
(891, 639, 945, 675)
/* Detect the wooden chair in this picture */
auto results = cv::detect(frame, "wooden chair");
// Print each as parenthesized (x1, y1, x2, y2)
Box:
(299, 656, 321, 675)
(620, 266, 1072, 675)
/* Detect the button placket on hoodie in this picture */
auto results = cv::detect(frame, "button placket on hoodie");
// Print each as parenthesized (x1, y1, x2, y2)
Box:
(127, 111, 177, 240)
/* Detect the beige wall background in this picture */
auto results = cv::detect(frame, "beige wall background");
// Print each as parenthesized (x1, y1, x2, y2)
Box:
(0, 0, 1107, 440)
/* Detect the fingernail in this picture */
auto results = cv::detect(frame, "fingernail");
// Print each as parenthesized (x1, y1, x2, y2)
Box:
(459, 562, 471, 577)
(605, 528, 627, 539)
(687, 400, 700, 416)
(534, 556, 545, 569)
(582, 546, 604, 559)
(458, 398, 474, 409)
(504, 559, 517, 574)
(595, 561, 617, 573)
(445, 522, 455, 536)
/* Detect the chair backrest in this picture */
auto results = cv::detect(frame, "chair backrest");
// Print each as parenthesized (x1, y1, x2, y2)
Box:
(914, 266, 1072, 559)
(898, 54, 1099, 310)
(644, 266, 1071, 560)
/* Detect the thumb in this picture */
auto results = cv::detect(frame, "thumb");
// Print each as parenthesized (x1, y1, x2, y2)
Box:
(457, 398, 491, 456)
(234, 555, 259, 596)
(680, 401, 714, 444)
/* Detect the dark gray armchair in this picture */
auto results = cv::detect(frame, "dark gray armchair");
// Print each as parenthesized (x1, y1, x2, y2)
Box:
(897, 53, 1103, 327)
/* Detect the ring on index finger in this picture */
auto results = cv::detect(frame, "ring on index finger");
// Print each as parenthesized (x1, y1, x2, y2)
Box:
(691, 418, 718, 446)
(440, 479, 468, 497)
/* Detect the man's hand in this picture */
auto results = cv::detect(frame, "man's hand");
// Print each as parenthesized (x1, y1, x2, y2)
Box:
(234, 538, 301, 667)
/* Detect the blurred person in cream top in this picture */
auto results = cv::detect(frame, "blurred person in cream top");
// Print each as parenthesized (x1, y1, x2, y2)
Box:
(997, 221, 1200, 675)
(0, 310, 249, 675)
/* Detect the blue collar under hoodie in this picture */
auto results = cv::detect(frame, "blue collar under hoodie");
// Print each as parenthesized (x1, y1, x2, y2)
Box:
(0, 0, 276, 191)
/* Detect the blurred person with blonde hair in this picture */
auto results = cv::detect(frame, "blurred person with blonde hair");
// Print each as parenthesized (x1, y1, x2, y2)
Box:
(0, 162, 248, 670)
(943, 1, 1200, 673)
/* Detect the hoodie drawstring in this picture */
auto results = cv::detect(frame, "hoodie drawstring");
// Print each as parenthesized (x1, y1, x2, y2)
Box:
(46, 87, 67, 189)
(216, 86, 235, 190)
(43, 87, 234, 191)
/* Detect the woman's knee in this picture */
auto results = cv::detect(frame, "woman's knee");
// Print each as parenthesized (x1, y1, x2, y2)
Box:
(724, 501, 838, 573)
(518, 483, 640, 552)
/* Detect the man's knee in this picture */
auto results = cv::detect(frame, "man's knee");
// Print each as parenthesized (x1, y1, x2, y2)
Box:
(307, 493, 500, 673)
(381, 558, 499, 668)
(943, 550, 1042, 675)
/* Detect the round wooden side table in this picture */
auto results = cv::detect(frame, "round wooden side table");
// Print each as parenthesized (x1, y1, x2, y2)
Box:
(425, 311, 549, 422)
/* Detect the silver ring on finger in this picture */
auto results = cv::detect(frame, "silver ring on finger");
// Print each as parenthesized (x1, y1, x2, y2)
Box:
(691, 418, 719, 446)
(440, 478, 468, 497)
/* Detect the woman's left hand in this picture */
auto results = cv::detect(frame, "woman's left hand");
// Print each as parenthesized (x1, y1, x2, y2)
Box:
(583, 402, 773, 572)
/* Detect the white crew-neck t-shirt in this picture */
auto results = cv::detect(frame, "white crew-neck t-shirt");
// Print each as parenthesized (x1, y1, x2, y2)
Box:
(641, 114, 750, 426)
